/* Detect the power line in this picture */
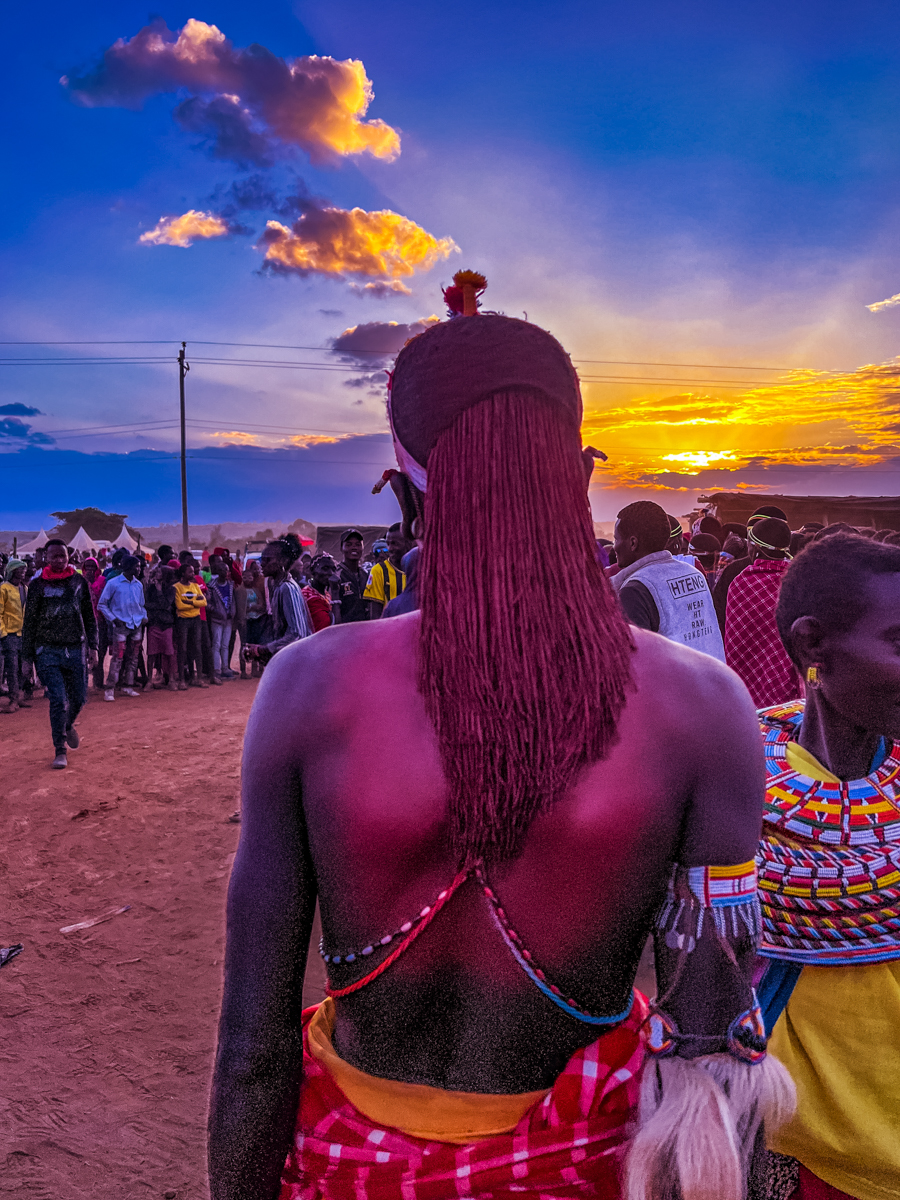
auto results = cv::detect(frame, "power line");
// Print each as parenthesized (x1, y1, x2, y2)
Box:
(0, 338, 827, 372)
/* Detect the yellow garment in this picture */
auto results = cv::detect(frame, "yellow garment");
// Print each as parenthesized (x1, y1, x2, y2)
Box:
(307, 999, 549, 1143)
(174, 580, 206, 617)
(784, 739, 841, 783)
(0, 581, 23, 637)
(769, 962, 900, 1200)
(363, 560, 405, 606)
(768, 739, 900, 1200)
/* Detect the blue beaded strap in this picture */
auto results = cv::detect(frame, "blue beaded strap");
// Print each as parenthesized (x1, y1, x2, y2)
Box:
(482, 895, 635, 1026)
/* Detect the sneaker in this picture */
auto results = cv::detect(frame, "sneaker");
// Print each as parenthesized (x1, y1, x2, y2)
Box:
(1, 703, 19, 714)
(210, 675, 223, 686)
(167, 682, 179, 692)
(199, 680, 210, 689)
(177, 681, 188, 691)
(104, 690, 115, 702)
(51, 752, 68, 770)
(121, 688, 140, 697)
(65, 726, 80, 749)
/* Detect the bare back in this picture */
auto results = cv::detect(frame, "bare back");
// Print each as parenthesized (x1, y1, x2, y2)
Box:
(231, 612, 764, 1093)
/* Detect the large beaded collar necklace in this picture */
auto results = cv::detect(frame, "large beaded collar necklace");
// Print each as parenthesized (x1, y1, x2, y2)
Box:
(757, 701, 900, 966)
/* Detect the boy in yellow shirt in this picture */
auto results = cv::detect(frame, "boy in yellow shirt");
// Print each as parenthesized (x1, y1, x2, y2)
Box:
(0, 559, 26, 712)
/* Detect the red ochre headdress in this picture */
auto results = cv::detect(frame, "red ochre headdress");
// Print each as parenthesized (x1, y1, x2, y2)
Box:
(387, 272, 583, 493)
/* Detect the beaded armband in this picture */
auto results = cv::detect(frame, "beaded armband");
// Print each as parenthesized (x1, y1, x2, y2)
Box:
(656, 861, 762, 952)
(649, 861, 767, 1065)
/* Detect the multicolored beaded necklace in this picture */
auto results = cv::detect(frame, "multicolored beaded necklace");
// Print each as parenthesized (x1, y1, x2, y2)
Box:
(320, 864, 635, 1027)
(757, 701, 900, 966)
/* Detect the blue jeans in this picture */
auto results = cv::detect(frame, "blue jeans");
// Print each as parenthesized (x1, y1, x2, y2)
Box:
(1, 632, 21, 700)
(35, 645, 87, 752)
(210, 619, 232, 674)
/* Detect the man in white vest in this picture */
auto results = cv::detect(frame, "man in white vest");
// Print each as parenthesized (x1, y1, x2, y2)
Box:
(611, 501, 726, 662)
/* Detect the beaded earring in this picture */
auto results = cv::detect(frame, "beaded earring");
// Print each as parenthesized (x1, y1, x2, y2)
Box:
(806, 664, 822, 688)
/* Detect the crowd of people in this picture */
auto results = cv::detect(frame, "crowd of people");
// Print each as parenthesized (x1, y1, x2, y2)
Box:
(0, 523, 415, 768)
(4, 284, 899, 1200)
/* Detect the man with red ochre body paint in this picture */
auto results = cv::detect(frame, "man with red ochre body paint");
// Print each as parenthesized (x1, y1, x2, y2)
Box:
(209, 275, 794, 1200)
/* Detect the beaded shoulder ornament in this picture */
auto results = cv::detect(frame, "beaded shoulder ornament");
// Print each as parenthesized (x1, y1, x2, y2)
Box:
(757, 700, 900, 966)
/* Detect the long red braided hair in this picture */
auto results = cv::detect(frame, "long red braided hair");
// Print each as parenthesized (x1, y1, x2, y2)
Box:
(417, 387, 634, 865)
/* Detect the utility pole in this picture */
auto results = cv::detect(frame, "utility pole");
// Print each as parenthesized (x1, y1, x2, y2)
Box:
(178, 342, 190, 551)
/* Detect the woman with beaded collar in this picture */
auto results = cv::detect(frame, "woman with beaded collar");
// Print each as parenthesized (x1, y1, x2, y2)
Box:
(757, 533, 900, 1200)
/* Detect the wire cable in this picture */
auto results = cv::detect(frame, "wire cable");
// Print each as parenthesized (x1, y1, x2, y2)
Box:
(0, 339, 821, 372)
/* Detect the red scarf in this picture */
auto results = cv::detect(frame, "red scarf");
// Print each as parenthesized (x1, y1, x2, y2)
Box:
(42, 565, 76, 580)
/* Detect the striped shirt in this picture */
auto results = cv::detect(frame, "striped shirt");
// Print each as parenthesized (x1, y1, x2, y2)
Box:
(268, 576, 314, 652)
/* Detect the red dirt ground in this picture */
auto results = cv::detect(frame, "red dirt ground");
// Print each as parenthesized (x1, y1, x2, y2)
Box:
(0, 680, 326, 1200)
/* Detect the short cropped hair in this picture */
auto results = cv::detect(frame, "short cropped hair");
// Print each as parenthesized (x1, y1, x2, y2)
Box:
(616, 501, 670, 553)
(813, 522, 854, 541)
(776, 533, 900, 660)
(750, 505, 788, 523)
(45, 538, 67, 548)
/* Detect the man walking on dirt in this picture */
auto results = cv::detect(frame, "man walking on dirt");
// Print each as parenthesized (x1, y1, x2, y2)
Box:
(21, 539, 97, 769)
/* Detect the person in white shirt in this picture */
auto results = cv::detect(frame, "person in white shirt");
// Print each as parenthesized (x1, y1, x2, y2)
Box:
(97, 555, 147, 700)
(611, 501, 726, 662)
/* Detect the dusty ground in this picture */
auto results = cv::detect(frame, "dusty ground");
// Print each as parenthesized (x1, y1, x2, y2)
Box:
(0, 679, 326, 1200)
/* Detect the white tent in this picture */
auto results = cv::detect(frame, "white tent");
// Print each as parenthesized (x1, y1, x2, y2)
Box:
(110, 523, 138, 551)
(16, 528, 51, 554)
(68, 526, 99, 553)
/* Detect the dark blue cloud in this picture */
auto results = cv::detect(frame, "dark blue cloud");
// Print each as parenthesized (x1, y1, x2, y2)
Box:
(0, 404, 42, 416)
(0, 415, 53, 445)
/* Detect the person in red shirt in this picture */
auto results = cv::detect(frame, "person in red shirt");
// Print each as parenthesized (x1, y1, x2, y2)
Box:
(301, 553, 337, 633)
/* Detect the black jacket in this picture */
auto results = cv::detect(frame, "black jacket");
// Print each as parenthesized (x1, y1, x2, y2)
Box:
(145, 581, 177, 629)
(22, 573, 98, 660)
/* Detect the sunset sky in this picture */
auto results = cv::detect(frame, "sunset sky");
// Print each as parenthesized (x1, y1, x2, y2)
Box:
(3, 1, 900, 529)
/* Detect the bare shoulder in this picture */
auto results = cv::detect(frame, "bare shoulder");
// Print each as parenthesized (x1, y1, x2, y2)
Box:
(626, 629, 765, 862)
(627, 626, 760, 742)
(246, 615, 420, 752)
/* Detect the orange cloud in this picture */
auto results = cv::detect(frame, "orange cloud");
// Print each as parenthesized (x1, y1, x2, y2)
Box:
(867, 292, 900, 313)
(139, 210, 229, 247)
(63, 19, 400, 166)
(208, 431, 343, 449)
(258, 208, 457, 278)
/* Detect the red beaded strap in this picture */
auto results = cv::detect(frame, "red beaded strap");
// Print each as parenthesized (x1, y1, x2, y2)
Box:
(325, 869, 471, 998)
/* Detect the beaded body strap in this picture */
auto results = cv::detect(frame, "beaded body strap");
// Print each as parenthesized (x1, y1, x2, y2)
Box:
(322, 864, 635, 1025)
(650, 861, 767, 1064)
(475, 865, 635, 1025)
(325, 870, 470, 999)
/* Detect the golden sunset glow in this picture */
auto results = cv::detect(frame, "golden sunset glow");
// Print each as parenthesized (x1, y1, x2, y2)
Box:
(209, 431, 344, 448)
(140, 210, 229, 247)
(581, 358, 900, 489)
(258, 208, 458, 278)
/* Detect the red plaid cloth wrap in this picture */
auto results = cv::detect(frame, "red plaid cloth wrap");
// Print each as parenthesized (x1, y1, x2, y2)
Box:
(279, 994, 648, 1200)
(724, 559, 801, 709)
